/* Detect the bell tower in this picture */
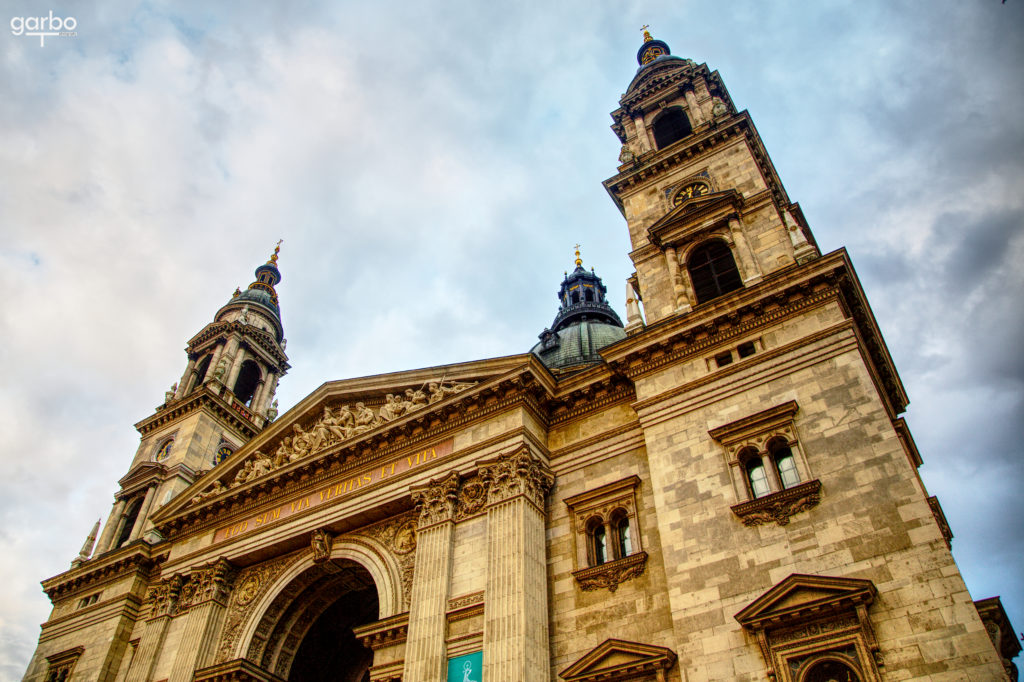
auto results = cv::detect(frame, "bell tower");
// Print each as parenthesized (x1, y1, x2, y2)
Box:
(606, 29, 819, 326)
(91, 246, 290, 554)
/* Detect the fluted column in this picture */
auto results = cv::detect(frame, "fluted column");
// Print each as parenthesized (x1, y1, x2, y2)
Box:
(126, 574, 183, 682)
(403, 472, 459, 681)
(480, 448, 554, 682)
(169, 559, 236, 682)
(96, 498, 126, 554)
(128, 484, 158, 542)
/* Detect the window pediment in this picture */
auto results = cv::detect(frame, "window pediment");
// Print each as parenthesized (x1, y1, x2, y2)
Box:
(559, 638, 677, 682)
(647, 189, 744, 248)
(735, 573, 876, 631)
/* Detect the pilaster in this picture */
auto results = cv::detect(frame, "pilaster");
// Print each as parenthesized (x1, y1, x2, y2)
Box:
(125, 574, 183, 682)
(403, 472, 459, 681)
(97, 498, 126, 554)
(479, 448, 554, 682)
(169, 559, 237, 682)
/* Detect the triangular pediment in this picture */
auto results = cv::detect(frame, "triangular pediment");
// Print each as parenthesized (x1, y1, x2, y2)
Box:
(647, 189, 744, 247)
(735, 573, 876, 631)
(151, 354, 554, 525)
(559, 639, 677, 682)
(117, 461, 166, 491)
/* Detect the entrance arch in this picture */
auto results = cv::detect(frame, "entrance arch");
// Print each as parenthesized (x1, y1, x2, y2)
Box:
(237, 537, 404, 680)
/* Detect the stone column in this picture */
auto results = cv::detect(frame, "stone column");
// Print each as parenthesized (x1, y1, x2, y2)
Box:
(96, 498, 126, 554)
(225, 345, 247, 391)
(403, 472, 459, 681)
(664, 246, 692, 312)
(126, 574, 183, 682)
(176, 358, 196, 398)
(683, 86, 704, 125)
(205, 343, 225, 383)
(728, 217, 763, 283)
(128, 484, 158, 542)
(169, 559, 237, 682)
(632, 115, 651, 152)
(480, 448, 554, 682)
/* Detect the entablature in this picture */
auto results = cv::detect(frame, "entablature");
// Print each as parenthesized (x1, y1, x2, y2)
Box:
(41, 541, 166, 603)
(137, 381, 265, 438)
(601, 250, 908, 416)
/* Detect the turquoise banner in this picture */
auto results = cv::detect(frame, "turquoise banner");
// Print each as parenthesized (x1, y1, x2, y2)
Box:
(446, 651, 483, 682)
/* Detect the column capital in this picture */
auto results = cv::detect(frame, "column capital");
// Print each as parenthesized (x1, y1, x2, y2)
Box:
(411, 471, 460, 529)
(180, 558, 237, 609)
(479, 447, 554, 509)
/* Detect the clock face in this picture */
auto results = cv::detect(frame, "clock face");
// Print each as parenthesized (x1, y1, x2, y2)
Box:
(673, 181, 711, 205)
(214, 445, 233, 465)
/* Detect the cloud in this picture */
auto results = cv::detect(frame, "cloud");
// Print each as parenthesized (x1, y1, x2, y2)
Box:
(1, 1, 1023, 678)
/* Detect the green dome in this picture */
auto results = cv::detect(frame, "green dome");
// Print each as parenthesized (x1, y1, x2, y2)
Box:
(530, 318, 626, 371)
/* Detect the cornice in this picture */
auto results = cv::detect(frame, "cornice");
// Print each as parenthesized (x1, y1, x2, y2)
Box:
(152, 370, 551, 540)
(41, 543, 165, 602)
(136, 383, 263, 439)
(188, 321, 289, 369)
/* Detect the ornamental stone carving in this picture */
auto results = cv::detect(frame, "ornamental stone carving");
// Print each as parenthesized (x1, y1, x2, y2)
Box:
(215, 552, 303, 664)
(455, 475, 489, 520)
(731, 479, 822, 526)
(479, 448, 554, 508)
(189, 378, 477, 504)
(571, 552, 648, 593)
(146, 573, 185, 619)
(355, 513, 418, 608)
(412, 471, 460, 528)
(310, 529, 333, 563)
(180, 558, 237, 609)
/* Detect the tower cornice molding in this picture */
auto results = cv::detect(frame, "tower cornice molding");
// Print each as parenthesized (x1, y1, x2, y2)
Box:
(136, 383, 265, 439)
(41, 542, 167, 603)
(187, 320, 290, 370)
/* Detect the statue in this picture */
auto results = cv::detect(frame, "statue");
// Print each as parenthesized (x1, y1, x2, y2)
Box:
(618, 144, 635, 164)
(336, 404, 356, 430)
(319, 406, 349, 442)
(214, 357, 229, 381)
(271, 437, 292, 466)
(165, 382, 177, 404)
(291, 424, 314, 459)
(404, 387, 428, 411)
(378, 394, 405, 422)
(231, 460, 253, 488)
(311, 528, 332, 562)
(266, 398, 279, 422)
(428, 379, 476, 404)
(711, 97, 728, 119)
(247, 452, 273, 480)
(352, 402, 376, 433)
(238, 305, 249, 325)
(191, 479, 227, 504)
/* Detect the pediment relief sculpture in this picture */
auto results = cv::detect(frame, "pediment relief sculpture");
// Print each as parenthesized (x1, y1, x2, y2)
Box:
(188, 378, 477, 506)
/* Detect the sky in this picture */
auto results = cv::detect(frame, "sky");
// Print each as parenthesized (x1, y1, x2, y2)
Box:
(1, 1, 1022, 678)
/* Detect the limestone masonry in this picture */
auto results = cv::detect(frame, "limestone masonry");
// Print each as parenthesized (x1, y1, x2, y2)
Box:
(23, 32, 1020, 682)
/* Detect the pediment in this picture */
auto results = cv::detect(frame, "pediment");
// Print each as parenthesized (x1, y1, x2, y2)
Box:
(151, 354, 553, 526)
(647, 189, 744, 247)
(559, 638, 677, 682)
(735, 573, 876, 631)
(118, 461, 166, 492)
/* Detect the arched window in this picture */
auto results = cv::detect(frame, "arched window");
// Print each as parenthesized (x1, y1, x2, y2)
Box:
(115, 498, 142, 548)
(233, 359, 261, 406)
(770, 440, 801, 489)
(742, 448, 771, 499)
(571, 290, 580, 304)
(611, 509, 632, 559)
(652, 107, 693, 149)
(584, 288, 594, 302)
(191, 355, 212, 393)
(802, 659, 860, 682)
(688, 240, 743, 304)
(587, 517, 607, 566)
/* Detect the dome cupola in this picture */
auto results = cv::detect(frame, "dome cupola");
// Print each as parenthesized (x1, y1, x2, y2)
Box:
(530, 247, 626, 372)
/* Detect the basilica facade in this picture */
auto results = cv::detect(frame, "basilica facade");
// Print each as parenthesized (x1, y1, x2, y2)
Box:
(23, 33, 1019, 682)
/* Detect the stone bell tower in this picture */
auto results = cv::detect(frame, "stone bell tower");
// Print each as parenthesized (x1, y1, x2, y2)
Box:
(607, 29, 819, 327)
(91, 245, 290, 554)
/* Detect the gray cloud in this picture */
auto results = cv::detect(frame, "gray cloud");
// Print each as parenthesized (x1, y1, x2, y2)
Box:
(2, 1, 1023, 678)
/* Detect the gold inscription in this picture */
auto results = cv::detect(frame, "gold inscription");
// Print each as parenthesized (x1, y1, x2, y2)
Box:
(212, 438, 454, 543)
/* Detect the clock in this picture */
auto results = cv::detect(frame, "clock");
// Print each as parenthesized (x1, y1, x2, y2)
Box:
(672, 181, 711, 205)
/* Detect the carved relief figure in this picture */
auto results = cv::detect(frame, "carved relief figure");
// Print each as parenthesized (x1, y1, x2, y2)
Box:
(310, 529, 333, 562)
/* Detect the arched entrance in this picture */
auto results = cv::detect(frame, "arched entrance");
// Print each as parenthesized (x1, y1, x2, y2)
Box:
(247, 559, 380, 680)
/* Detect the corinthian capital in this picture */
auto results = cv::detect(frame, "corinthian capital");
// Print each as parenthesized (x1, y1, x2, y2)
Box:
(479, 448, 554, 508)
(411, 471, 460, 528)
